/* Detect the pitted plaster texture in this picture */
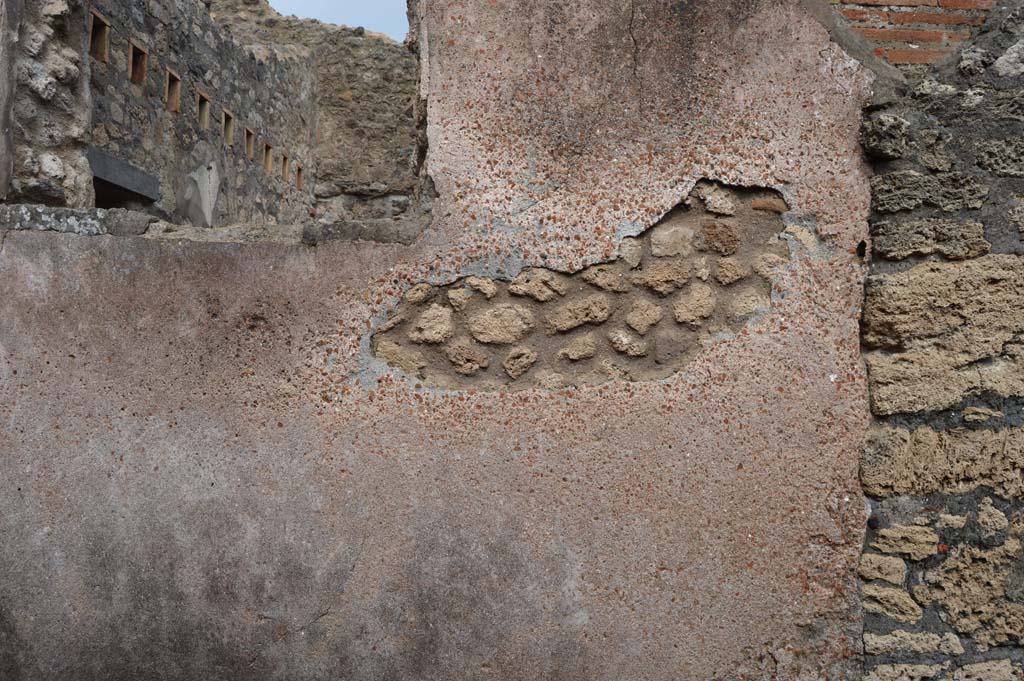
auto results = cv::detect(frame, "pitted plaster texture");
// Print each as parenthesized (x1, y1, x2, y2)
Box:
(0, 1, 874, 679)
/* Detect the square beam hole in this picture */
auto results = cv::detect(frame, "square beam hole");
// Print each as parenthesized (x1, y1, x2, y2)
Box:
(222, 110, 235, 146)
(262, 144, 273, 173)
(128, 41, 148, 86)
(89, 11, 110, 63)
(197, 92, 211, 130)
(165, 70, 181, 113)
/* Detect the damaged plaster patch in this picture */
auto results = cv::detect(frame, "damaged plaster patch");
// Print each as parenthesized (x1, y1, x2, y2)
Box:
(370, 183, 792, 390)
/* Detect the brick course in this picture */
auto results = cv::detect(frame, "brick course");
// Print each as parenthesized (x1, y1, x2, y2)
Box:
(832, 0, 993, 66)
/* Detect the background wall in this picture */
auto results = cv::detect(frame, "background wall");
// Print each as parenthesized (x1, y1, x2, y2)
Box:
(88, 0, 316, 227)
(211, 0, 428, 244)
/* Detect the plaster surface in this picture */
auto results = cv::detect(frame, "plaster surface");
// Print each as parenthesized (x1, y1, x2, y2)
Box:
(1, 0, 875, 678)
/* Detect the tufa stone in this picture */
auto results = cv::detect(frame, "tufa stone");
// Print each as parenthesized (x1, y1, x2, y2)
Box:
(468, 304, 536, 344)
(872, 525, 939, 561)
(862, 584, 924, 623)
(558, 334, 597, 361)
(509, 268, 569, 302)
(673, 283, 717, 328)
(503, 346, 537, 379)
(546, 295, 613, 332)
(444, 339, 490, 376)
(607, 329, 648, 358)
(408, 304, 455, 345)
(626, 299, 664, 336)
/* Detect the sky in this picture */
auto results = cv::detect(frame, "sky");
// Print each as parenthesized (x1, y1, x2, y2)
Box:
(269, 1, 409, 42)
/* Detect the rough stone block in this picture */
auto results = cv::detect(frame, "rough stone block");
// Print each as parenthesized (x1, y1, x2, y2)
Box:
(863, 255, 1024, 414)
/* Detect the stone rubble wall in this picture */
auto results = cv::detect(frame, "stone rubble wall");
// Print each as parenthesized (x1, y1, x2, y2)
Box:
(87, 0, 315, 227)
(372, 183, 794, 391)
(7, 0, 93, 208)
(0, 0, 21, 200)
(209, 0, 427, 244)
(859, 2, 1024, 678)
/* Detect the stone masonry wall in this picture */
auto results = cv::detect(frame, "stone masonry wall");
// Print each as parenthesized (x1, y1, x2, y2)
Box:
(88, 0, 315, 227)
(0, 0, 21, 201)
(8, 0, 93, 208)
(209, 0, 427, 245)
(372, 183, 793, 391)
(859, 2, 1024, 678)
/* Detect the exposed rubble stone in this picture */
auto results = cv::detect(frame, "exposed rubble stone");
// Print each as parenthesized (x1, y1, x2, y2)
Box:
(697, 221, 741, 256)
(374, 339, 426, 378)
(509, 269, 570, 302)
(863, 584, 924, 623)
(607, 329, 648, 358)
(581, 264, 632, 292)
(674, 284, 717, 328)
(977, 139, 1024, 178)
(547, 295, 614, 333)
(625, 299, 664, 336)
(714, 258, 749, 286)
(650, 219, 695, 258)
(372, 184, 789, 390)
(468, 305, 536, 344)
(630, 259, 691, 296)
(447, 288, 474, 311)
(861, 113, 911, 160)
(503, 347, 537, 379)
(693, 181, 737, 216)
(404, 283, 435, 305)
(466, 277, 499, 299)
(445, 339, 490, 376)
(871, 172, 988, 213)
(620, 237, 643, 268)
(558, 334, 597, 362)
(409, 304, 455, 344)
(978, 497, 1010, 538)
(995, 39, 1024, 77)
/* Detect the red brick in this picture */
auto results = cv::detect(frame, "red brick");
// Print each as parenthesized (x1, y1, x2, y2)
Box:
(846, 0, 937, 6)
(841, 8, 889, 22)
(938, 0, 993, 8)
(855, 26, 968, 42)
(875, 47, 954, 63)
(889, 10, 986, 25)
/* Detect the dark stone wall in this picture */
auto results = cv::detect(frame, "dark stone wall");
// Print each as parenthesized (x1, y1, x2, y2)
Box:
(859, 3, 1024, 677)
(0, 0, 20, 201)
(87, 0, 316, 227)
